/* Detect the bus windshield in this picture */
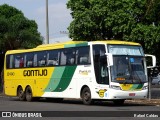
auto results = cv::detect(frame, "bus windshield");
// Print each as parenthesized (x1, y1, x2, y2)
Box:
(108, 45, 144, 56)
(111, 56, 147, 84)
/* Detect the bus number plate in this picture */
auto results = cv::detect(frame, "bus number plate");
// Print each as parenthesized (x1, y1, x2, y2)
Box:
(129, 93, 135, 96)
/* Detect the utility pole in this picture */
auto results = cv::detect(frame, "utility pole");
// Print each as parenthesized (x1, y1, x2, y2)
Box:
(46, 0, 49, 44)
(148, 76, 151, 101)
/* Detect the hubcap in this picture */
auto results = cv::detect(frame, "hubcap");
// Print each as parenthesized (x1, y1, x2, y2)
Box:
(84, 91, 90, 101)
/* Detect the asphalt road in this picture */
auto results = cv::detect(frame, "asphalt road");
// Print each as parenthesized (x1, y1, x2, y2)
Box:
(0, 95, 160, 120)
(0, 85, 159, 120)
(151, 85, 160, 99)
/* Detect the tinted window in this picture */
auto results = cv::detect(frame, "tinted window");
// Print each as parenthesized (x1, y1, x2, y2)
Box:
(14, 54, 24, 68)
(25, 52, 34, 67)
(34, 51, 47, 67)
(6, 55, 14, 69)
(76, 47, 91, 65)
(47, 50, 60, 66)
(60, 48, 75, 65)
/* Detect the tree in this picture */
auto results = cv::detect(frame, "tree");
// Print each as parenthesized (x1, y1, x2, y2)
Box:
(0, 4, 42, 51)
(67, 0, 160, 61)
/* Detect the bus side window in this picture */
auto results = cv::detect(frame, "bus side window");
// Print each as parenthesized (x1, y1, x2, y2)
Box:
(47, 50, 60, 66)
(66, 48, 75, 65)
(6, 55, 14, 69)
(25, 52, 34, 68)
(6, 55, 10, 69)
(14, 54, 24, 68)
(76, 46, 91, 65)
(19, 57, 24, 68)
(61, 50, 67, 65)
(60, 48, 76, 66)
(27, 61, 33, 67)
(79, 56, 88, 64)
(36, 51, 47, 67)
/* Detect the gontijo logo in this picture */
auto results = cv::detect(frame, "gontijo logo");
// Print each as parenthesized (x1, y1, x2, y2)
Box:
(23, 69, 47, 76)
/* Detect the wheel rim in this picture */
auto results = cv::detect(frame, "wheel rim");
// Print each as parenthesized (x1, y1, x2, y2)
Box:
(83, 91, 90, 102)
(82, 87, 93, 105)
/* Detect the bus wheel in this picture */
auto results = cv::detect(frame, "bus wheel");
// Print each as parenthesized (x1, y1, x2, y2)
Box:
(25, 86, 33, 102)
(17, 87, 26, 101)
(82, 87, 93, 105)
(113, 99, 125, 105)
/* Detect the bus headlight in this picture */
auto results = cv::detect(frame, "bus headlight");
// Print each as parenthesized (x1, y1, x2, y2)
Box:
(110, 85, 121, 90)
(142, 86, 148, 90)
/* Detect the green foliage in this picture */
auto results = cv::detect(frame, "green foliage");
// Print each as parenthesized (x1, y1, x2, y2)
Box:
(0, 4, 42, 51)
(67, 0, 160, 61)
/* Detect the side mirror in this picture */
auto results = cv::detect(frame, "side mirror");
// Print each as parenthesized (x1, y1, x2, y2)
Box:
(145, 54, 156, 68)
(105, 53, 113, 67)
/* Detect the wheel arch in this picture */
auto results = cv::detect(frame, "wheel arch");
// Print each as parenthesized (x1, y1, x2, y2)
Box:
(24, 85, 33, 94)
(25, 85, 31, 90)
(80, 85, 90, 98)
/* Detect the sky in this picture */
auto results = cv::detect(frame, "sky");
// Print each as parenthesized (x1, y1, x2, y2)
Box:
(0, 0, 72, 42)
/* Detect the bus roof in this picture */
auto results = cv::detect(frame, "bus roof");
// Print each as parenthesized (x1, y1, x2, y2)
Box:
(36, 40, 140, 48)
(6, 40, 141, 54)
(91, 40, 140, 46)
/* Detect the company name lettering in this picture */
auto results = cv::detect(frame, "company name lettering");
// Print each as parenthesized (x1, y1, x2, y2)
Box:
(23, 69, 47, 76)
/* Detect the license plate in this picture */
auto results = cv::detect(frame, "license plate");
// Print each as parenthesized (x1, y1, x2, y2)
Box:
(129, 93, 135, 96)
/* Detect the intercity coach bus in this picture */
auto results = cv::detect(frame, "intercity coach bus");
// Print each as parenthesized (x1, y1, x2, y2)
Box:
(4, 40, 156, 105)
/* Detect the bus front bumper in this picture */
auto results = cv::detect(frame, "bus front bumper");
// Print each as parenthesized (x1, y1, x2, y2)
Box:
(107, 89, 148, 99)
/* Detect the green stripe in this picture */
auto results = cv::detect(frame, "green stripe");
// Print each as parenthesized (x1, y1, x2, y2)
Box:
(130, 84, 137, 90)
(44, 67, 65, 92)
(53, 66, 77, 92)
(64, 43, 88, 48)
(136, 84, 143, 89)
(130, 84, 143, 90)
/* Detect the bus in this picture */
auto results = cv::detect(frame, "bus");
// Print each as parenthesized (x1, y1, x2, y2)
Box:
(4, 40, 156, 105)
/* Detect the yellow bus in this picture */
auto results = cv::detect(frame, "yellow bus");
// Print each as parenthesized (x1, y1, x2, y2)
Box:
(4, 40, 156, 105)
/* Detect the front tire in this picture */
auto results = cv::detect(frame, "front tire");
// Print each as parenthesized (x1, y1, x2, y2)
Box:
(82, 87, 93, 105)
